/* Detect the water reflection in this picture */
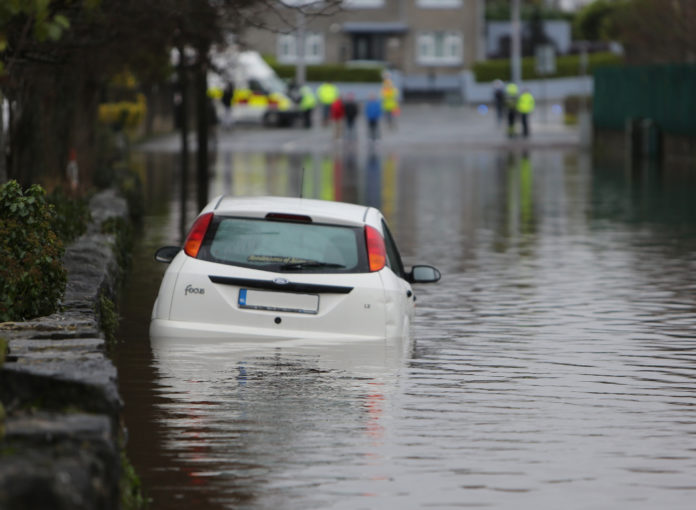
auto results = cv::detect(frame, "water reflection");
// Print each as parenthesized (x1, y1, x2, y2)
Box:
(206, 145, 393, 211)
(147, 338, 408, 508)
(117, 146, 696, 510)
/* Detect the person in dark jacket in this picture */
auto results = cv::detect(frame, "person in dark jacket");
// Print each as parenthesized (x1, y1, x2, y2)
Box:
(343, 93, 359, 140)
(221, 83, 235, 129)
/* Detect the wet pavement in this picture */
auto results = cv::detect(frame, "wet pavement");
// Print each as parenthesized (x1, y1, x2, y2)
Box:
(139, 102, 580, 154)
(114, 105, 696, 509)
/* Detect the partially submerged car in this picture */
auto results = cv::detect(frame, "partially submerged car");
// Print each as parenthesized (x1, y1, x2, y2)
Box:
(150, 196, 440, 341)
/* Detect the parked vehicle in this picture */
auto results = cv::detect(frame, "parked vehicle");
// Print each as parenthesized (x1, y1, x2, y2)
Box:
(151, 196, 441, 342)
(209, 48, 300, 127)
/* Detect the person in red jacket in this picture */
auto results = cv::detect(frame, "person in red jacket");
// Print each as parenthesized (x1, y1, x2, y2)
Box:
(330, 96, 345, 140)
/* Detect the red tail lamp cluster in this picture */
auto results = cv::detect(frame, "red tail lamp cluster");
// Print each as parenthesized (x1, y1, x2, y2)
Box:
(364, 225, 386, 272)
(184, 212, 213, 258)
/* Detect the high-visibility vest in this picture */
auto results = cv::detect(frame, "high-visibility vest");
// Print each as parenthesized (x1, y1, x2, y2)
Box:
(517, 91, 535, 114)
(381, 84, 398, 112)
(317, 83, 338, 105)
(505, 83, 519, 108)
(300, 86, 316, 110)
(207, 87, 223, 100)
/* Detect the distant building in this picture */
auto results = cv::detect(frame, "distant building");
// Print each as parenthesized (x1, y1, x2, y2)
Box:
(487, 20, 572, 58)
(241, 0, 486, 101)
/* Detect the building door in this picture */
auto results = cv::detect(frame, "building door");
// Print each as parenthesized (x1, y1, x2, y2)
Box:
(352, 34, 385, 61)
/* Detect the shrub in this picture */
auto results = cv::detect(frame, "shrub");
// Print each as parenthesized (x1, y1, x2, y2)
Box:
(98, 93, 147, 131)
(47, 187, 91, 244)
(98, 291, 119, 345)
(0, 181, 67, 322)
(562, 94, 593, 125)
(266, 59, 383, 83)
(473, 52, 623, 83)
(564, 95, 593, 115)
(116, 162, 145, 223)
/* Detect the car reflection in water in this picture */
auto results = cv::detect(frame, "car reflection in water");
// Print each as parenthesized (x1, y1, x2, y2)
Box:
(149, 334, 410, 504)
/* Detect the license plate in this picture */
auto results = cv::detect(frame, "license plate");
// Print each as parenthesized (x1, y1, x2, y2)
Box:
(238, 289, 319, 314)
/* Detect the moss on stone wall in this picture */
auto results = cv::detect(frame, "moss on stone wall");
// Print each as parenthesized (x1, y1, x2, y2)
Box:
(98, 292, 119, 345)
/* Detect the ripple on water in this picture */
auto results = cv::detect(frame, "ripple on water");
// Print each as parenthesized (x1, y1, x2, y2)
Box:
(117, 148, 696, 510)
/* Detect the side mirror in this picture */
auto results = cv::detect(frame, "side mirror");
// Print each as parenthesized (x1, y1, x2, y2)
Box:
(408, 265, 441, 284)
(154, 246, 181, 263)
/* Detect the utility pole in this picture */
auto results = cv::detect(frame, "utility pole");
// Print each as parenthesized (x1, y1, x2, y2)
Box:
(295, 9, 307, 85)
(511, 0, 522, 84)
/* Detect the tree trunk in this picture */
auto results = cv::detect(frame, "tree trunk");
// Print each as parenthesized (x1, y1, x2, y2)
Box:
(0, 90, 6, 184)
(195, 42, 211, 212)
(177, 44, 191, 243)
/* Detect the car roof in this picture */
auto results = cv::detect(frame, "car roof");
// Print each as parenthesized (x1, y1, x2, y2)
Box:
(203, 195, 379, 227)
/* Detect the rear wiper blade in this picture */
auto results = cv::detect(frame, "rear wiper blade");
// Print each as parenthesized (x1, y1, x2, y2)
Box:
(280, 261, 346, 270)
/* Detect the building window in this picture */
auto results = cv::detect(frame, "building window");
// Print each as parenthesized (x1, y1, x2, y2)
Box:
(342, 0, 384, 8)
(416, 0, 462, 7)
(277, 32, 324, 64)
(416, 31, 463, 66)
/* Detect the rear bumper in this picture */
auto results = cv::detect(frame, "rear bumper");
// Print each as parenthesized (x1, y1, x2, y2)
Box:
(149, 318, 386, 343)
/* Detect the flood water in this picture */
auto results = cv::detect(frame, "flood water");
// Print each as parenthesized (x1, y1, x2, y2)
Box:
(113, 143, 696, 509)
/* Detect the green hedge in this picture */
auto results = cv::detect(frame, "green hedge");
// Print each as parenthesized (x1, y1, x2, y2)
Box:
(473, 52, 623, 83)
(265, 57, 383, 83)
(0, 181, 67, 322)
(47, 187, 91, 244)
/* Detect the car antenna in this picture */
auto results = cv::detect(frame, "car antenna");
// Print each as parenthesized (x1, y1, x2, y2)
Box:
(299, 167, 305, 198)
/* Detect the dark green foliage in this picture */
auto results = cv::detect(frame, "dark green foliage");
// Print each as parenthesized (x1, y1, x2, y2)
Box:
(121, 447, 148, 510)
(563, 95, 593, 124)
(98, 292, 119, 345)
(528, 6, 551, 51)
(564, 95, 593, 116)
(266, 59, 383, 83)
(0, 181, 67, 322)
(117, 164, 145, 223)
(573, 0, 621, 41)
(473, 52, 623, 83)
(101, 215, 133, 277)
(47, 188, 92, 244)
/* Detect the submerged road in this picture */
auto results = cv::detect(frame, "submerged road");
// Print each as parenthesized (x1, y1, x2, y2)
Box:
(139, 102, 580, 154)
(114, 105, 696, 510)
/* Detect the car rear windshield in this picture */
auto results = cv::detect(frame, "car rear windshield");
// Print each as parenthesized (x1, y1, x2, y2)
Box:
(200, 216, 368, 273)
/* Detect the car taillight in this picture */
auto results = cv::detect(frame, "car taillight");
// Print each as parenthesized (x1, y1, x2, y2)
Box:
(184, 212, 213, 258)
(365, 225, 386, 272)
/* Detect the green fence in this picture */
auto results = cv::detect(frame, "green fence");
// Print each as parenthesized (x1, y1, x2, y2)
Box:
(593, 63, 696, 136)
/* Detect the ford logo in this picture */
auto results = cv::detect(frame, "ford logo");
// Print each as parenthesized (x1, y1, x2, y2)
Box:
(273, 278, 290, 285)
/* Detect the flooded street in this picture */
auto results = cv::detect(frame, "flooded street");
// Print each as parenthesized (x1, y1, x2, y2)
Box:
(113, 115, 696, 509)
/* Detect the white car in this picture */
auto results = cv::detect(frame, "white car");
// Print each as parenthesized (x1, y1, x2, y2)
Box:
(150, 196, 440, 341)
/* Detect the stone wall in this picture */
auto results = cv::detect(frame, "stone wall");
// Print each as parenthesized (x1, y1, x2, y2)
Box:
(0, 189, 129, 510)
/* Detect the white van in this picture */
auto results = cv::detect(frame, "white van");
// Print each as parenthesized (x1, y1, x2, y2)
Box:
(209, 47, 300, 127)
